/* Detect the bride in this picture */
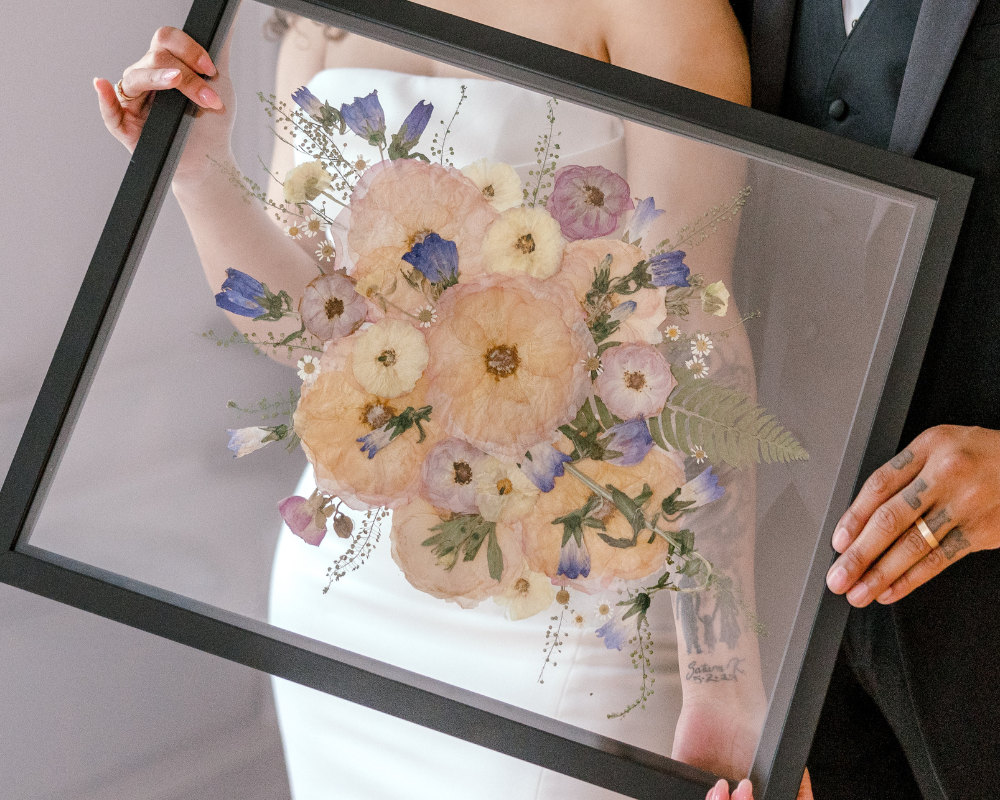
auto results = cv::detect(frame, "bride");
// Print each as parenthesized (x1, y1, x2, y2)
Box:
(95, 4, 766, 799)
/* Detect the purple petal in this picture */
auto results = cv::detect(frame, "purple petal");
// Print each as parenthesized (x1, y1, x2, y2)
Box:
(291, 86, 324, 120)
(596, 614, 628, 650)
(358, 427, 393, 459)
(401, 233, 458, 284)
(677, 466, 725, 508)
(278, 495, 327, 546)
(626, 197, 665, 242)
(603, 417, 654, 467)
(649, 251, 690, 288)
(520, 445, 572, 492)
(341, 90, 386, 142)
(398, 100, 433, 147)
(557, 535, 591, 579)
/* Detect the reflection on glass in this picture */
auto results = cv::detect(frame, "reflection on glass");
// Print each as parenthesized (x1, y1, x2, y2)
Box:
(28, 1, 927, 796)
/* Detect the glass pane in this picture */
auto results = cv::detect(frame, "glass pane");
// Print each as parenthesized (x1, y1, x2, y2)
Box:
(25, 1, 933, 793)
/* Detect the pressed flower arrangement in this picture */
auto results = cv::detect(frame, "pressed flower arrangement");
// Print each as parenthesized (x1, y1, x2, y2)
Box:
(214, 85, 808, 715)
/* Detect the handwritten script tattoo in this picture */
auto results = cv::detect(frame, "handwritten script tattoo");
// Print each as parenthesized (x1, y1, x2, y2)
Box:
(685, 658, 745, 684)
(939, 526, 971, 560)
(903, 478, 928, 510)
(891, 449, 915, 470)
(924, 508, 951, 534)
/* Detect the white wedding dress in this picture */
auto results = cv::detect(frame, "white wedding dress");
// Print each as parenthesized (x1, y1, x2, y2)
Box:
(268, 68, 682, 800)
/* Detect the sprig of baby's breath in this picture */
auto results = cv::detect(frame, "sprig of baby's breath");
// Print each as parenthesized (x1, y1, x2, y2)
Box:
(324, 507, 389, 588)
(525, 99, 561, 208)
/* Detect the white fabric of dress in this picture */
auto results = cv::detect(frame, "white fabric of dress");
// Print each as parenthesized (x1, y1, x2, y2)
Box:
(269, 68, 682, 800)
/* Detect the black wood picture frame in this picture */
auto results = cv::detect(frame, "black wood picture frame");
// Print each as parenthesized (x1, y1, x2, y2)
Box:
(0, 0, 972, 797)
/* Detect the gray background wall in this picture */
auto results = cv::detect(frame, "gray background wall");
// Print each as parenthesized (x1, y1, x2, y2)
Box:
(0, 2, 295, 797)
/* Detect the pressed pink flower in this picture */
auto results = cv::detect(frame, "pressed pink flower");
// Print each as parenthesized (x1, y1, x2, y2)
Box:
(389, 498, 524, 608)
(299, 273, 369, 342)
(520, 450, 685, 592)
(347, 160, 498, 315)
(278, 492, 327, 546)
(293, 342, 442, 510)
(594, 342, 676, 419)
(420, 437, 489, 514)
(423, 273, 594, 460)
(553, 240, 666, 345)
(547, 165, 633, 241)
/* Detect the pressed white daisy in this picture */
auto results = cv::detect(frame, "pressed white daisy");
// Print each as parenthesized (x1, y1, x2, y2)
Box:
(685, 356, 709, 379)
(460, 158, 522, 212)
(475, 457, 540, 523)
(572, 610, 587, 629)
(482, 206, 565, 279)
(297, 354, 321, 384)
(284, 220, 304, 239)
(596, 600, 615, 621)
(581, 351, 603, 376)
(352, 319, 430, 399)
(691, 333, 714, 357)
(315, 241, 336, 262)
(493, 570, 557, 621)
(414, 305, 437, 328)
(303, 214, 325, 238)
(664, 324, 682, 341)
(283, 160, 333, 204)
(353, 156, 368, 173)
(692, 445, 708, 464)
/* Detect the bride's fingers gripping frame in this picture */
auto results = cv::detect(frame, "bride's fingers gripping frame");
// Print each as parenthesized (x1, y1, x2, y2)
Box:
(825, 424, 1000, 606)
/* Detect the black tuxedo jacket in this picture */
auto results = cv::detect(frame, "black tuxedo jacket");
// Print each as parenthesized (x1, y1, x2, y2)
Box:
(745, 0, 1000, 792)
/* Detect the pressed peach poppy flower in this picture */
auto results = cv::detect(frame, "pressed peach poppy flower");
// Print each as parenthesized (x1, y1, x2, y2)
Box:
(520, 449, 685, 592)
(293, 345, 442, 510)
(423, 273, 594, 461)
(347, 160, 498, 316)
(390, 498, 524, 608)
(552, 239, 667, 346)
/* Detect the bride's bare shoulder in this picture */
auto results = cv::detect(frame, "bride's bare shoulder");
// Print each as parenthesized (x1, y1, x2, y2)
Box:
(599, 0, 751, 105)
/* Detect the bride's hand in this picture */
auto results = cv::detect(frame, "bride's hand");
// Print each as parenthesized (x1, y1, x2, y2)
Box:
(94, 26, 235, 183)
(705, 770, 814, 800)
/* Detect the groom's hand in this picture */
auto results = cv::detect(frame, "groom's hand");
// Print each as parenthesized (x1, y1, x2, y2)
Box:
(825, 425, 1000, 606)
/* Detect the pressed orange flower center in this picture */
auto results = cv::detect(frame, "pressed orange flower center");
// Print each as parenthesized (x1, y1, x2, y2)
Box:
(325, 297, 345, 319)
(584, 356, 601, 372)
(624, 370, 647, 391)
(355, 158, 367, 171)
(483, 184, 495, 198)
(514, 233, 536, 254)
(485, 344, 520, 379)
(514, 577, 531, 596)
(407, 228, 433, 249)
(584, 185, 605, 207)
(453, 461, 473, 485)
(377, 348, 397, 366)
(556, 589, 570, 605)
(496, 478, 514, 496)
(302, 362, 316, 374)
(361, 401, 395, 429)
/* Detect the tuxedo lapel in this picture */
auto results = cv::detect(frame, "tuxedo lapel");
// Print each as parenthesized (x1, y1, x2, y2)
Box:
(889, 0, 981, 155)
(750, 0, 797, 112)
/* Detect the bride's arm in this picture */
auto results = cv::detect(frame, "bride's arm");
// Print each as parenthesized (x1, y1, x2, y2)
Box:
(606, 0, 767, 782)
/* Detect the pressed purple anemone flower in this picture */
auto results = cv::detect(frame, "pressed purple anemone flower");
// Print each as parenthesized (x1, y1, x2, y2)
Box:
(341, 90, 386, 146)
(420, 437, 487, 514)
(401, 233, 459, 285)
(278, 493, 327, 546)
(602, 417, 654, 467)
(649, 250, 690, 287)
(547, 165, 633, 241)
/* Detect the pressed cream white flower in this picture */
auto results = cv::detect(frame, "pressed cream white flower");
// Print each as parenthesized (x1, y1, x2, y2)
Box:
(460, 158, 522, 212)
(315, 241, 336, 262)
(701, 281, 730, 317)
(284, 220, 304, 239)
(474, 457, 540, 522)
(303, 214, 325, 237)
(664, 324, 682, 341)
(297, 354, 321, 384)
(283, 160, 333, 204)
(493, 570, 557, 621)
(352, 319, 430, 398)
(482, 206, 565, 279)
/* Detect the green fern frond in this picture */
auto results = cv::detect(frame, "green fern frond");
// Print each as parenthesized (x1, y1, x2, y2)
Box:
(655, 373, 809, 468)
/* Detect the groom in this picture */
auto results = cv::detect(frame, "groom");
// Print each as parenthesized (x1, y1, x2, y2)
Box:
(739, 0, 1000, 796)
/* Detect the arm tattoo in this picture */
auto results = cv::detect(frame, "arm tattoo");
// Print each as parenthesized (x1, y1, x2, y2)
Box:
(685, 658, 745, 683)
(924, 507, 951, 534)
(891, 449, 915, 469)
(939, 526, 971, 559)
(903, 477, 928, 510)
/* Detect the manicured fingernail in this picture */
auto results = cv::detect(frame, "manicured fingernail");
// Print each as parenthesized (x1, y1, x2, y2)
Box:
(712, 778, 728, 800)
(832, 526, 850, 551)
(877, 588, 893, 603)
(847, 582, 869, 605)
(827, 565, 849, 593)
(199, 86, 222, 108)
(160, 68, 180, 83)
(198, 54, 217, 76)
(735, 779, 753, 800)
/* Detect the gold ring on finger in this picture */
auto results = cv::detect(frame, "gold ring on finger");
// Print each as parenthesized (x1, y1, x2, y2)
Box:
(914, 515, 939, 550)
(115, 78, 142, 103)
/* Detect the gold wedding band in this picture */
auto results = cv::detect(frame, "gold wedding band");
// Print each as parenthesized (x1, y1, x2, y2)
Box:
(915, 515, 939, 550)
(115, 78, 141, 103)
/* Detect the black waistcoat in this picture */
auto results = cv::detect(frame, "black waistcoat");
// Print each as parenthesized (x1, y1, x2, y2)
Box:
(783, 0, 923, 149)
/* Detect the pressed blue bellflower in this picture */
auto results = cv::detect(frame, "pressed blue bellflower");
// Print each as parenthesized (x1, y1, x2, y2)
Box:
(557, 534, 591, 580)
(402, 233, 459, 285)
(291, 86, 323, 120)
(649, 250, 691, 287)
(398, 100, 433, 148)
(596, 612, 629, 650)
(215, 268, 266, 317)
(603, 417, 654, 467)
(341, 90, 386, 146)
(520, 444, 573, 493)
(626, 197, 665, 243)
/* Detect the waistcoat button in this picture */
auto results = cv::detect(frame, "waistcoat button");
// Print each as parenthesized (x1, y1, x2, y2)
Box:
(828, 98, 848, 120)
